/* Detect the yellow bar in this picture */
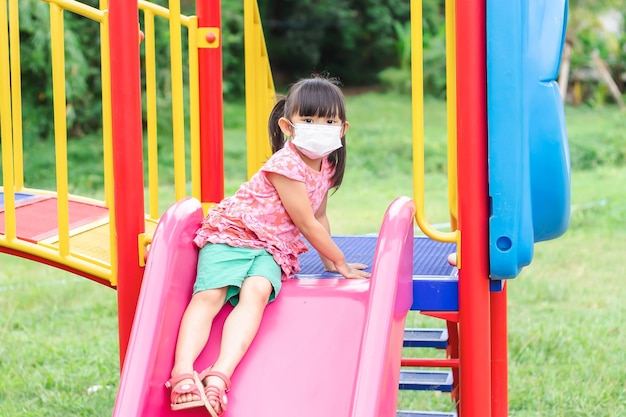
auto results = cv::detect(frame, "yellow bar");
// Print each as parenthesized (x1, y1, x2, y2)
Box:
(100, 6, 113, 208)
(244, 0, 255, 177)
(137, 233, 153, 267)
(244, 0, 274, 178)
(99, 0, 117, 285)
(9, 0, 24, 189)
(188, 16, 202, 201)
(49, 3, 71, 256)
(168, 0, 187, 201)
(445, 0, 458, 231)
(144, 10, 160, 219)
(0, 238, 112, 283)
(41, 0, 105, 22)
(138, 0, 193, 26)
(411, 0, 457, 244)
(0, 0, 16, 240)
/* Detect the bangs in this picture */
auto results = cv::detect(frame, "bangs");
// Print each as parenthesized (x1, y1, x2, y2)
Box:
(289, 78, 346, 120)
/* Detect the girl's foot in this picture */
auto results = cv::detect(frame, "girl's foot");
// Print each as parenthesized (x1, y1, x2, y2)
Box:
(447, 252, 457, 267)
(198, 368, 232, 416)
(165, 373, 207, 411)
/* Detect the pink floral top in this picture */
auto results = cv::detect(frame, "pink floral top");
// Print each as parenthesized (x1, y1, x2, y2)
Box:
(193, 141, 334, 280)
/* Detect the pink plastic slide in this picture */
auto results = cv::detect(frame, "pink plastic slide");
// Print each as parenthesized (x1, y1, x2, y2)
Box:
(112, 196, 415, 417)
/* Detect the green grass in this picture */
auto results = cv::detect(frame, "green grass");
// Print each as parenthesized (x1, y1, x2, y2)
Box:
(504, 167, 626, 416)
(1, 94, 625, 416)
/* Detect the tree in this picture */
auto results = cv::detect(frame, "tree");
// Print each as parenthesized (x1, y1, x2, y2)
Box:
(565, 0, 625, 105)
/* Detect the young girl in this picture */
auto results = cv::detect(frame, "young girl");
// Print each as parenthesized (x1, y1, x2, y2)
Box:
(166, 75, 371, 416)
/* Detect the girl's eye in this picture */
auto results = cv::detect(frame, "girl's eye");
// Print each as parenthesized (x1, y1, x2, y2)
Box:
(303, 118, 314, 123)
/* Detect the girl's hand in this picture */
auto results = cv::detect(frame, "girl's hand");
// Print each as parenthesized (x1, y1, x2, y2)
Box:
(334, 262, 371, 279)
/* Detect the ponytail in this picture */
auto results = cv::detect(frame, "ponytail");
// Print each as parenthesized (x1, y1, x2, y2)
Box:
(268, 96, 287, 153)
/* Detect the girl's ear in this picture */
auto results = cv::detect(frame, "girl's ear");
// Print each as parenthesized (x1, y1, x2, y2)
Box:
(342, 121, 350, 136)
(278, 117, 294, 137)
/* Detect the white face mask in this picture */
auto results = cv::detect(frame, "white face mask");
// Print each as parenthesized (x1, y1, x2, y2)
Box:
(289, 122, 343, 159)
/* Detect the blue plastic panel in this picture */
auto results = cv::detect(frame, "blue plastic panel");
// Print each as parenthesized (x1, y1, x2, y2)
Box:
(412, 276, 458, 311)
(298, 236, 456, 277)
(487, 0, 571, 279)
(298, 236, 458, 311)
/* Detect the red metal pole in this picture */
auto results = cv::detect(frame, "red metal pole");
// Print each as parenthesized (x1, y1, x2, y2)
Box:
(108, 0, 146, 368)
(491, 284, 509, 417)
(455, 0, 491, 416)
(197, 0, 224, 204)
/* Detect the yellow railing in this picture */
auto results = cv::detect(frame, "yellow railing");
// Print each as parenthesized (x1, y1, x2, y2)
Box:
(1, 0, 206, 285)
(244, 0, 275, 177)
(138, 1, 202, 219)
(411, 0, 460, 263)
(1, 0, 115, 282)
(8, 0, 23, 190)
(444, 0, 458, 232)
(0, 1, 16, 241)
(1, 0, 462, 282)
(50, 1, 72, 257)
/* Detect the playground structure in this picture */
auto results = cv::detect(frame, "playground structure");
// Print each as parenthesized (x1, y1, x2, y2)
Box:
(0, 0, 570, 416)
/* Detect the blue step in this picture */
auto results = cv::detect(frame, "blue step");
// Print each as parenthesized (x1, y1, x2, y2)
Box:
(397, 412, 457, 417)
(403, 328, 448, 349)
(412, 275, 458, 311)
(399, 370, 453, 391)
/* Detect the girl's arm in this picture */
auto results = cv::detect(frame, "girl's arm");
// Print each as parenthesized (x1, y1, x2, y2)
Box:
(314, 193, 339, 271)
(266, 172, 370, 279)
(314, 193, 368, 272)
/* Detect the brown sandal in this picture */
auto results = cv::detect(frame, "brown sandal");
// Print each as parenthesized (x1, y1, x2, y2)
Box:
(198, 368, 232, 416)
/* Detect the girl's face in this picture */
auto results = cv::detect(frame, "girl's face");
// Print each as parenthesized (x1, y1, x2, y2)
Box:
(291, 113, 342, 126)
(279, 113, 349, 138)
(278, 113, 350, 161)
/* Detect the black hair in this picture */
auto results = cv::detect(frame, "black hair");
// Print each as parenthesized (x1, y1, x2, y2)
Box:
(268, 75, 348, 191)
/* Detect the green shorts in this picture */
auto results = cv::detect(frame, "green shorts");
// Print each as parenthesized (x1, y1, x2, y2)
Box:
(194, 243, 282, 306)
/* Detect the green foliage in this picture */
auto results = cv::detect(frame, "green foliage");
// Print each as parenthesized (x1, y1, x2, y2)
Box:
(18, 0, 104, 141)
(376, 1, 447, 97)
(567, 3, 625, 105)
(259, 0, 411, 86)
(393, 21, 412, 70)
(377, 22, 413, 94)
(377, 67, 412, 94)
(221, 0, 245, 97)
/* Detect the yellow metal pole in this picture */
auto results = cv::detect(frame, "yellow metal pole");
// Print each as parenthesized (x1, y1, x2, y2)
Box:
(9, 0, 24, 189)
(411, 0, 458, 245)
(0, 0, 16, 241)
(244, 0, 274, 178)
(188, 16, 202, 201)
(100, 1, 113, 207)
(244, 0, 256, 178)
(144, 10, 160, 219)
(49, 3, 71, 257)
(168, 0, 186, 201)
(100, 0, 117, 285)
(43, 0, 105, 21)
(445, 0, 458, 231)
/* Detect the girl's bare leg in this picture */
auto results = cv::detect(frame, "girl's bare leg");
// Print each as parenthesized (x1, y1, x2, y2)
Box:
(203, 275, 273, 413)
(170, 287, 227, 404)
